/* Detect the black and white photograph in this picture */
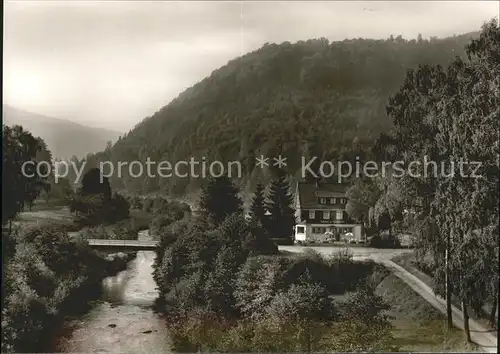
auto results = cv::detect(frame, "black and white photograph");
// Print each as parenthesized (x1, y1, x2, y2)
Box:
(2, 1, 499, 352)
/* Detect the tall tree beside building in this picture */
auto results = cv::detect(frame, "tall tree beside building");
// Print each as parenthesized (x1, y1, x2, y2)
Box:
(379, 19, 499, 339)
(199, 176, 243, 226)
(433, 19, 499, 341)
(265, 173, 295, 239)
(345, 178, 382, 226)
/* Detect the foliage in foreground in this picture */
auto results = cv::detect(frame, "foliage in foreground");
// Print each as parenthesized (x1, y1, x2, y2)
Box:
(1, 226, 123, 352)
(168, 309, 397, 353)
(165, 270, 396, 352)
(153, 198, 394, 352)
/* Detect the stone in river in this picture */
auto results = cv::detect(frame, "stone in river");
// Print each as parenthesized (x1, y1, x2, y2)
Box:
(108, 324, 117, 328)
(142, 330, 152, 334)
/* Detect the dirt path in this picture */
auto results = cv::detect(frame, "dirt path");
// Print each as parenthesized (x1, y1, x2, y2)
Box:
(278, 245, 498, 353)
(378, 259, 497, 353)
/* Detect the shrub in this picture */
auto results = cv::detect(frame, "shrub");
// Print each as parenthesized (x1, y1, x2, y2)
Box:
(174, 270, 208, 315)
(282, 251, 338, 293)
(204, 245, 248, 315)
(266, 273, 337, 323)
(234, 256, 290, 320)
(342, 283, 392, 324)
(270, 237, 294, 245)
(2, 225, 114, 352)
(167, 308, 396, 353)
(245, 222, 278, 255)
(70, 192, 130, 226)
(128, 196, 143, 210)
(142, 198, 154, 213)
(369, 233, 401, 248)
(149, 199, 191, 237)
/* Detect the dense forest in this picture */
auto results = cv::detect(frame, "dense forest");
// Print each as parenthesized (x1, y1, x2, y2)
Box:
(80, 32, 479, 199)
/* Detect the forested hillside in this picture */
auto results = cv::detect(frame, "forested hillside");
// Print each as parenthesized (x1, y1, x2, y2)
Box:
(86, 32, 479, 198)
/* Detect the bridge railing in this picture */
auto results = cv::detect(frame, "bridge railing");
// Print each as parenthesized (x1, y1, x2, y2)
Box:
(87, 239, 158, 247)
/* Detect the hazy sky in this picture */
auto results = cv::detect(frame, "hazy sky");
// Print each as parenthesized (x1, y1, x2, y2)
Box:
(4, 1, 499, 132)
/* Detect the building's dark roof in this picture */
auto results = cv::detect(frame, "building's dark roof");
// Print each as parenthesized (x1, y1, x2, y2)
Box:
(297, 182, 349, 209)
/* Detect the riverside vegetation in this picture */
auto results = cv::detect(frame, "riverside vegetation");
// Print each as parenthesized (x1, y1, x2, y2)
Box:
(1, 225, 135, 352)
(1, 127, 137, 352)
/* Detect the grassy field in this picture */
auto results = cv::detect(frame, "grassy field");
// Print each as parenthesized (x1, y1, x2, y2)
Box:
(28, 199, 70, 211)
(11, 203, 154, 238)
(375, 272, 480, 352)
(12, 206, 75, 230)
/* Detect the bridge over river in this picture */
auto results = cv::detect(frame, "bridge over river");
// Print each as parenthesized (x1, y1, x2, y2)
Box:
(87, 238, 158, 252)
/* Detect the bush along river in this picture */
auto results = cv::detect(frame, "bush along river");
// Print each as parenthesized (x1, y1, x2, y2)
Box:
(49, 230, 170, 353)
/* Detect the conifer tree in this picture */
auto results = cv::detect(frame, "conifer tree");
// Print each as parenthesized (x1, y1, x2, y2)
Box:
(199, 175, 243, 226)
(249, 183, 267, 226)
(265, 173, 295, 239)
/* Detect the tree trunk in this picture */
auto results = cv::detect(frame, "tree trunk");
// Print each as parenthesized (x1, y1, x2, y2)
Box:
(307, 328, 311, 354)
(462, 298, 471, 342)
(445, 235, 453, 328)
(489, 295, 498, 328)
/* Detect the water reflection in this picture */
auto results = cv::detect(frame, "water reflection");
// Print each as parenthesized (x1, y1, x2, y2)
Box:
(54, 231, 170, 353)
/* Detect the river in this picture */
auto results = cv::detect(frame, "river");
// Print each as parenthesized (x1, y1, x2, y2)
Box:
(53, 230, 171, 353)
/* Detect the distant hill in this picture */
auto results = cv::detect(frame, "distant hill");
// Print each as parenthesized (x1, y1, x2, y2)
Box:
(2, 105, 122, 159)
(86, 31, 480, 197)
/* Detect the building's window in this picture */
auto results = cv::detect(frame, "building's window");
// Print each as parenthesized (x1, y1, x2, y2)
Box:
(336, 211, 343, 220)
(323, 211, 330, 220)
(296, 226, 305, 234)
(319, 197, 326, 204)
(309, 210, 315, 219)
(341, 198, 347, 204)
